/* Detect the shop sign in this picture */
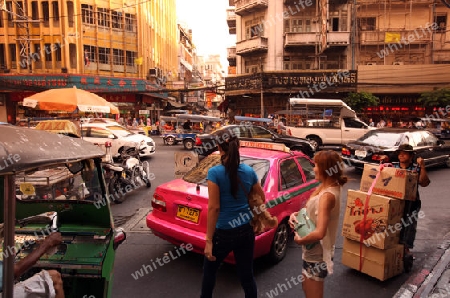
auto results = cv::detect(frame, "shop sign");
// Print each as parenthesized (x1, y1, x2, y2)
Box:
(225, 70, 357, 91)
(139, 110, 150, 115)
(0, 74, 162, 94)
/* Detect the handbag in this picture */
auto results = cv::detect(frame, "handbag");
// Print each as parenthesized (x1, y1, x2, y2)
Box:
(294, 208, 319, 250)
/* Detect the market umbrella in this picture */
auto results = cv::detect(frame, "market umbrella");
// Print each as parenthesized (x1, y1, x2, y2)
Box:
(23, 87, 120, 114)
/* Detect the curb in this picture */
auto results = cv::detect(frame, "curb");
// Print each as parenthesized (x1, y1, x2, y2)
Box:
(394, 240, 450, 298)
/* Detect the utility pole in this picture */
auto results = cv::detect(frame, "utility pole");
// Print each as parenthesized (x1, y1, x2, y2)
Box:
(260, 57, 264, 118)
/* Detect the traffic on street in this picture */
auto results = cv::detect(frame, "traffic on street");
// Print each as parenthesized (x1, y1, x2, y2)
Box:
(110, 136, 450, 298)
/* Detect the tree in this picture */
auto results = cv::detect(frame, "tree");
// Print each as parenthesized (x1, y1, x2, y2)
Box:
(418, 88, 450, 107)
(343, 92, 379, 113)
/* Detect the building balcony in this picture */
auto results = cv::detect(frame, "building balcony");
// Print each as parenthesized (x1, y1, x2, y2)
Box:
(360, 30, 432, 45)
(227, 47, 237, 66)
(227, 9, 236, 34)
(235, 0, 268, 16)
(284, 32, 318, 48)
(327, 32, 350, 46)
(236, 37, 268, 55)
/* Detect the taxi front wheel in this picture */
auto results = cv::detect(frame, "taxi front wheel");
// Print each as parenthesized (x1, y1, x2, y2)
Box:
(268, 220, 289, 264)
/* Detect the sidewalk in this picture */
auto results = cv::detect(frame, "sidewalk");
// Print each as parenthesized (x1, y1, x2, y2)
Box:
(394, 240, 450, 298)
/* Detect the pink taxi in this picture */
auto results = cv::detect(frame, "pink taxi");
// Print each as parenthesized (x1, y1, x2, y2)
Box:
(146, 142, 319, 264)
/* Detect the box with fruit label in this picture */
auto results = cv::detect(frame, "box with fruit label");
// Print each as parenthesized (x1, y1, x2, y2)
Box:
(342, 189, 405, 249)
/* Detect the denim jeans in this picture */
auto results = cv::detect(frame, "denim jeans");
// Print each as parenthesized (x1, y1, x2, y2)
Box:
(200, 223, 257, 298)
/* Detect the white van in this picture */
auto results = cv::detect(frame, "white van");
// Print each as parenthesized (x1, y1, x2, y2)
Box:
(284, 98, 373, 150)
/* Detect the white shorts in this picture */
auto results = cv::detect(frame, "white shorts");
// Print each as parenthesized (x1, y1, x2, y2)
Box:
(2, 270, 56, 298)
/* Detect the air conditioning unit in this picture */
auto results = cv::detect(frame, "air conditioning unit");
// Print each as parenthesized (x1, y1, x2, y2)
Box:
(148, 68, 157, 77)
(393, 62, 404, 65)
(366, 62, 377, 65)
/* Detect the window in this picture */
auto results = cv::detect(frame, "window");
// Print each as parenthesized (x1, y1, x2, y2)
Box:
(6, 2, 14, 27)
(98, 8, 110, 27)
(89, 128, 111, 138)
(296, 157, 315, 182)
(245, 17, 264, 39)
(67, 2, 74, 27)
(42, 1, 49, 27)
(250, 126, 272, 138)
(52, 1, 59, 25)
(126, 51, 136, 66)
(112, 11, 122, 29)
(410, 132, 424, 147)
(435, 14, 447, 32)
(69, 44, 76, 68)
(31, 1, 39, 27)
(421, 131, 438, 146)
(343, 118, 366, 129)
(98, 47, 109, 64)
(113, 49, 124, 65)
(125, 13, 136, 32)
(44, 43, 51, 62)
(0, 45, 5, 67)
(358, 17, 376, 31)
(81, 4, 94, 25)
(279, 158, 303, 190)
(9, 44, 17, 63)
(54, 44, 61, 62)
(84, 45, 96, 64)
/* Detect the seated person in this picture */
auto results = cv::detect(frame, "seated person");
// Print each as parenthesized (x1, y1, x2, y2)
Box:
(1, 232, 64, 298)
(182, 120, 192, 131)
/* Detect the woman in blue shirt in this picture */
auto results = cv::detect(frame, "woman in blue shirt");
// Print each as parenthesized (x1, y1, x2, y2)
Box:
(201, 128, 263, 298)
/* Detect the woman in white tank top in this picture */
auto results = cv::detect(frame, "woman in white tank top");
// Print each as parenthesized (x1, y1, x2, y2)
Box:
(289, 150, 348, 298)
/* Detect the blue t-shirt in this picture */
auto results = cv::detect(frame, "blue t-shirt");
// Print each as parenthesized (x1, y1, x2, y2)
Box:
(207, 163, 258, 230)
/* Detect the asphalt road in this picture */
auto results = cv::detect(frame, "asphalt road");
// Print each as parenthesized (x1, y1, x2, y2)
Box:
(110, 136, 450, 298)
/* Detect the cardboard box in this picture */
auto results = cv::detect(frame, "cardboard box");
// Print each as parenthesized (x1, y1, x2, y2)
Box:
(360, 164, 418, 201)
(342, 189, 404, 249)
(342, 238, 404, 281)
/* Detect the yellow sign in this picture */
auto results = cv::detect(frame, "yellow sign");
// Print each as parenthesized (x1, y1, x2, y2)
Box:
(385, 32, 401, 43)
(134, 57, 143, 65)
(240, 141, 290, 152)
(20, 183, 35, 195)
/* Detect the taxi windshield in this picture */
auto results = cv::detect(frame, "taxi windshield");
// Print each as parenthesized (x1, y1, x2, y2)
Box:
(183, 155, 270, 186)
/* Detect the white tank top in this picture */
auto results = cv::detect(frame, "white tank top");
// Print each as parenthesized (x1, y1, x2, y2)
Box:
(302, 185, 341, 274)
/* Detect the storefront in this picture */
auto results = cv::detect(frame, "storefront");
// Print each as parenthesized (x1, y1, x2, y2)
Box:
(0, 74, 168, 124)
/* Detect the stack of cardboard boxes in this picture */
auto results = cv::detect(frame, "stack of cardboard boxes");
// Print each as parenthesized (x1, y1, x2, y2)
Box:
(341, 164, 418, 281)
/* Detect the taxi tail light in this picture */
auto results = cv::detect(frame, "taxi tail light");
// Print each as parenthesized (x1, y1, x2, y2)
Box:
(105, 141, 112, 147)
(372, 154, 389, 163)
(195, 137, 202, 146)
(151, 194, 166, 212)
(342, 147, 351, 156)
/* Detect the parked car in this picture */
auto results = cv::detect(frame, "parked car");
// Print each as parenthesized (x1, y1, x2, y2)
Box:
(81, 123, 156, 158)
(194, 124, 315, 158)
(341, 128, 450, 169)
(418, 118, 450, 140)
(146, 142, 318, 264)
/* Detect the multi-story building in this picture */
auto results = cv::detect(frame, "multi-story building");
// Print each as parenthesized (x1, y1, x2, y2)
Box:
(225, 0, 450, 121)
(0, 0, 178, 123)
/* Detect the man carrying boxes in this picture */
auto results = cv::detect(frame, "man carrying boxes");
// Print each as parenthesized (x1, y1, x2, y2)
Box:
(392, 144, 430, 271)
(342, 144, 430, 280)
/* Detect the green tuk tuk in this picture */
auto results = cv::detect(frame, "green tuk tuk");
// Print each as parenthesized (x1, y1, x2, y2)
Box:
(0, 124, 125, 297)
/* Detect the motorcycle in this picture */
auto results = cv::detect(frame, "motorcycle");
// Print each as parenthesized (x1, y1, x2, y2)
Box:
(100, 142, 134, 204)
(116, 145, 152, 190)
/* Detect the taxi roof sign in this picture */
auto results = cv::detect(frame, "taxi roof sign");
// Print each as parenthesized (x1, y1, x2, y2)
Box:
(240, 141, 290, 153)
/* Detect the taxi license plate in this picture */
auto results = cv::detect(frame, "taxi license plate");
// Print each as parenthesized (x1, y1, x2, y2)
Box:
(355, 150, 367, 158)
(176, 205, 200, 223)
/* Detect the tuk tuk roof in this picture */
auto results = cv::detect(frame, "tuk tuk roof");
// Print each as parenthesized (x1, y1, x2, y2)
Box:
(175, 114, 221, 123)
(0, 124, 105, 174)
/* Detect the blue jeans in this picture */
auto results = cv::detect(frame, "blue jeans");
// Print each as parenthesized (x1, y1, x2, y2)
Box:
(200, 223, 257, 298)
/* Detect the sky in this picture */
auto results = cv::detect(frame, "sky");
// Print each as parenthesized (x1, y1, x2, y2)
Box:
(176, 0, 236, 69)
